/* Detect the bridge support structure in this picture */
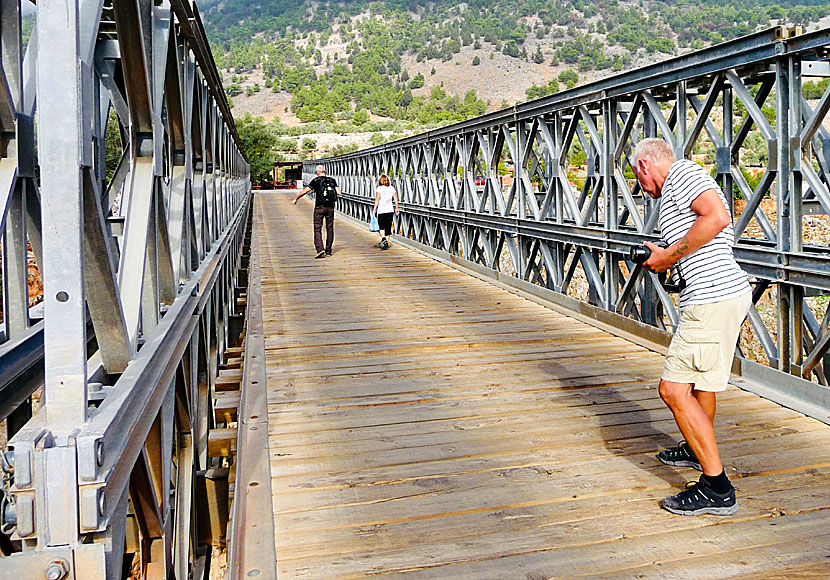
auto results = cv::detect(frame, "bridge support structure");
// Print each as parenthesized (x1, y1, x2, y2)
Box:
(0, 0, 258, 578)
(308, 26, 830, 422)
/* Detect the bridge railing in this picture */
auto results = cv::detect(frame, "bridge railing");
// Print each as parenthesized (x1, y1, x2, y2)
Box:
(307, 26, 830, 421)
(0, 0, 253, 577)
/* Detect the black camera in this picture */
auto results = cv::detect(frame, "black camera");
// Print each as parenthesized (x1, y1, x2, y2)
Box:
(629, 242, 687, 293)
(629, 242, 664, 264)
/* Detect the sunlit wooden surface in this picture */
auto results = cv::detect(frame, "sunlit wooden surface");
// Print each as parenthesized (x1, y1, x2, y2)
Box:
(257, 191, 830, 580)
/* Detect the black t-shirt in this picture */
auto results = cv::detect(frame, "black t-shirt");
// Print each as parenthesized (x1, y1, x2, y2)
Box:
(308, 176, 338, 207)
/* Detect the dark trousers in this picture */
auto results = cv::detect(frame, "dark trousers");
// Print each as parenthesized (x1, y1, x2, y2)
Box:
(313, 206, 334, 252)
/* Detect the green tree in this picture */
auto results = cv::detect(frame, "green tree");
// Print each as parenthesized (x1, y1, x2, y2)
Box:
(558, 69, 579, 89)
(409, 73, 425, 89)
(398, 89, 414, 110)
(502, 39, 521, 58)
(105, 110, 123, 183)
(526, 78, 559, 99)
(236, 113, 278, 184)
(353, 109, 370, 125)
(804, 78, 830, 99)
(568, 139, 586, 166)
(472, 55, 481, 66)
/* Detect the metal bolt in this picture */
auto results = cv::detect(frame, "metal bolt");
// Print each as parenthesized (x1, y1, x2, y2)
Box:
(44, 558, 70, 580)
(95, 440, 105, 467)
(98, 489, 107, 517)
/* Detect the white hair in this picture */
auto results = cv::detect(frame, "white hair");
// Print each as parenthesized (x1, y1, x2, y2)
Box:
(315, 164, 326, 174)
(632, 138, 675, 167)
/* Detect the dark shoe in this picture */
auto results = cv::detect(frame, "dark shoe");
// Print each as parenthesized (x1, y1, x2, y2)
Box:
(661, 476, 738, 516)
(325, 250, 332, 256)
(315, 251, 326, 259)
(379, 238, 389, 250)
(657, 440, 702, 471)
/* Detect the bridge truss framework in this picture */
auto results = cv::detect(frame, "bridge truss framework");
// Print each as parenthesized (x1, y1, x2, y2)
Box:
(308, 26, 830, 422)
(0, 0, 271, 578)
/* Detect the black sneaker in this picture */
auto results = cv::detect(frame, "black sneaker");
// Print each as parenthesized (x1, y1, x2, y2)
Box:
(315, 250, 326, 259)
(657, 440, 702, 471)
(325, 250, 332, 256)
(379, 238, 389, 250)
(661, 476, 738, 516)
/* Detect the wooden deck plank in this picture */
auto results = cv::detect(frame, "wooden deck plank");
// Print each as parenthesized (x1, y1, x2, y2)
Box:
(271, 476, 830, 573)
(257, 191, 830, 579)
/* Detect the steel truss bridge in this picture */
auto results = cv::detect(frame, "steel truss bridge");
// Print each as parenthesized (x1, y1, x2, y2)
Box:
(0, 0, 829, 575)
(0, 0, 268, 578)
(307, 25, 830, 423)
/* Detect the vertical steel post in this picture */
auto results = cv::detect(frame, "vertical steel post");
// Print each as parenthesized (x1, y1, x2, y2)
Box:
(37, 0, 89, 432)
(787, 56, 804, 373)
(722, 85, 735, 217)
(603, 99, 619, 310)
(640, 112, 661, 326)
(675, 81, 687, 160)
(776, 52, 797, 374)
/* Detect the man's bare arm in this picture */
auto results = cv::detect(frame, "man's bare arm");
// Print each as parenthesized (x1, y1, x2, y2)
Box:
(292, 187, 311, 205)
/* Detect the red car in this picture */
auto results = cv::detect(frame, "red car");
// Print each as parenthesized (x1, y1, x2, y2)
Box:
(457, 176, 486, 189)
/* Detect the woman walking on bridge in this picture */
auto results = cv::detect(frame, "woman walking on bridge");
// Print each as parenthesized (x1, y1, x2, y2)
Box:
(373, 175, 399, 250)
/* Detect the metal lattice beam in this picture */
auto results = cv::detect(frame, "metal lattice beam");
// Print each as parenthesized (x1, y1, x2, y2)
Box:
(0, 0, 251, 577)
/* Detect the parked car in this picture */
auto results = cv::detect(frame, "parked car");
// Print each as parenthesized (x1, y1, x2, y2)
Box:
(455, 176, 486, 190)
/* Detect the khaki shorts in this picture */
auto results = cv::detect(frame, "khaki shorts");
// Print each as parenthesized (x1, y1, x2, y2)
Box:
(662, 291, 752, 392)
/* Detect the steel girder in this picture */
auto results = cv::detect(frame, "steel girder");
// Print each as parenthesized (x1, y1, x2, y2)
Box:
(308, 26, 830, 411)
(0, 0, 250, 578)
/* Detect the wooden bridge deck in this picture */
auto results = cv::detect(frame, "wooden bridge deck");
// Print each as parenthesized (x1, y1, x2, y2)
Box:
(255, 191, 830, 580)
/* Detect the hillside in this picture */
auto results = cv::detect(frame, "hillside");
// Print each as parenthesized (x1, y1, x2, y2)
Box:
(203, 0, 830, 170)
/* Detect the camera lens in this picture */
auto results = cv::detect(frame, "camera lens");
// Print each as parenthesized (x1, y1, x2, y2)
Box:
(629, 245, 652, 264)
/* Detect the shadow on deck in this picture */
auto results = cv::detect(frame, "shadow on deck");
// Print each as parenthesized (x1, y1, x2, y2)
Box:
(256, 190, 830, 580)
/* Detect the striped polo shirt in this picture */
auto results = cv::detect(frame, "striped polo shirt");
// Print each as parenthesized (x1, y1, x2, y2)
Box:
(659, 159, 750, 308)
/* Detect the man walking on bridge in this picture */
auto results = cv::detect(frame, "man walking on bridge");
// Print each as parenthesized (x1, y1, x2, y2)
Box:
(292, 165, 341, 258)
(632, 138, 751, 516)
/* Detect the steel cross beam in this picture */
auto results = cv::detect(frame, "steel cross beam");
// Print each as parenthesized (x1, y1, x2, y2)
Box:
(310, 25, 830, 419)
(0, 0, 251, 578)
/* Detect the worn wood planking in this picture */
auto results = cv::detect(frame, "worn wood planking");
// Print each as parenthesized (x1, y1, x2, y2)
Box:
(265, 410, 821, 482)
(256, 192, 830, 579)
(269, 433, 830, 521)
(264, 408, 812, 471)
(271, 471, 830, 565)
(263, 385, 780, 441)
